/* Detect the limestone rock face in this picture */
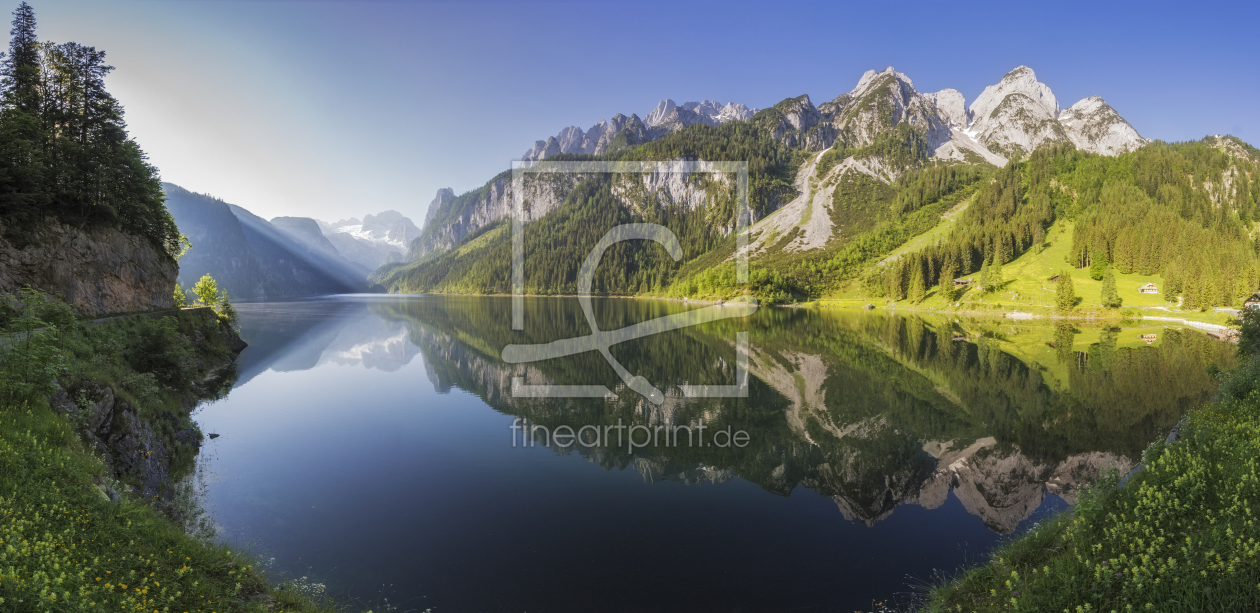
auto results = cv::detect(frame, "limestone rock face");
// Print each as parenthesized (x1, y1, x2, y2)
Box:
(592, 113, 651, 154)
(423, 188, 455, 229)
(971, 66, 1059, 124)
(0, 220, 176, 316)
(405, 171, 579, 261)
(1058, 96, 1148, 156)
(756, 94, 834, 150)
(924, 88, 969, 127)
(968, 67, 1066, 157)
(828, 67, 952, 151)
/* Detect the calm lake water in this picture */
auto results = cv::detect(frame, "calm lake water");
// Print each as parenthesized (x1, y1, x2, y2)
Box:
(193, 295, 1235, 612)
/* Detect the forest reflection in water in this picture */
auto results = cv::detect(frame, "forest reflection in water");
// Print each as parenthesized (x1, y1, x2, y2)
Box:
(234, 295, 1234, 535)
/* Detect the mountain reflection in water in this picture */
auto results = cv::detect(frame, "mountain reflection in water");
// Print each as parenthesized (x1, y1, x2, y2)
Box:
(205, 295, 1234, 611)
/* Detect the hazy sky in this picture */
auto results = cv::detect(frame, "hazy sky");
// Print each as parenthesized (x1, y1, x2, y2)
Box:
(26, 0, 1260, 224)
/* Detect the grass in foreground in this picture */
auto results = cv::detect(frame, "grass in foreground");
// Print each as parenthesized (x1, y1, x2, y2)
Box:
(926, 328, 1260, 612)
(0, 290, 342, 612)
(0, 400, 339, 612)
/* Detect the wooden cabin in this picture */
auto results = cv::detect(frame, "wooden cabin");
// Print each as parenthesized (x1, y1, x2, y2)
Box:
(1140, 334, 1158, 345)
(1244, 293, 1260, 309)
(1139, 283, 1159, 294)
(953, 277, 972, 288)
(1048, 274, 1061, 283)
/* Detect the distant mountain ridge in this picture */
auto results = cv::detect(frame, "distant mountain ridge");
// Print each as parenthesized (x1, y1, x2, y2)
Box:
(164, 184, 371, 299)
(316, 211, 422, 271)
(522, 98, 757, 162)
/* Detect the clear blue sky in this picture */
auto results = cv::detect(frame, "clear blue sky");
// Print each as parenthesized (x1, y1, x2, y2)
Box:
(26, 0, 1260, 224)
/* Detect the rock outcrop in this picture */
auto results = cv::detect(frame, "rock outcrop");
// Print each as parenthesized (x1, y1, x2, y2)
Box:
(422, 188, 456, 228)
(1058, 96, 1148, 156)
(48, 308, 246, 504)
(0, 219, 176, 317)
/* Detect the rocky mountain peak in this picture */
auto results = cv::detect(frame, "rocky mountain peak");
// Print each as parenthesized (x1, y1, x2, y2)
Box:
(852, 66, 914, 97)
(644, 99, 679, 127)
(424, 188, 455, 228)
(824, 67, 949, 152)
(1058, 96, 1148, 156)
(969, 65, 1059, 123)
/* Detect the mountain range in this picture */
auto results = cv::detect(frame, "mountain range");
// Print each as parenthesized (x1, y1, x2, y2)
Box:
(380, 64, 1221, 307)
(521, 99, 757, 161)
(164, 183, 422, 299)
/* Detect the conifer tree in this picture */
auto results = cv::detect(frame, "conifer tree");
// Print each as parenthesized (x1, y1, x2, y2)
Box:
(1056, 270, 1076, 311)
(1090, 250, 1109, 280)
(1101, 267, 1122, 308)
(1, 2, 39, 112)
(908, 262, 925, 302)
(938, 256, 957, 299)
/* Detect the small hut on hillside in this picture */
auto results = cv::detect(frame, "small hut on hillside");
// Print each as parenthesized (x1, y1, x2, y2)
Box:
(1245, 293, 1260, 309)
(953, 277, 972, 288)
(1139, 283, 1159, 294)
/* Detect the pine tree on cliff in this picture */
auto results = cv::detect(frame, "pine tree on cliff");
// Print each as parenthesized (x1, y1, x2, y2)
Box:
(1, 2, 39, 113)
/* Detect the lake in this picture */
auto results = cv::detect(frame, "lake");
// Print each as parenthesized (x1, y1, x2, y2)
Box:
(192, 295, 1235, 612)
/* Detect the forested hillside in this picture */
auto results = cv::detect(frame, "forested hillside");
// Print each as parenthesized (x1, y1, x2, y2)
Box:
(0, 2, 181, 258)
(872, 139, 1260, 308)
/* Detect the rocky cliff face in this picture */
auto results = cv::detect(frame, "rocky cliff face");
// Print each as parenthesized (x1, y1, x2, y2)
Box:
(1058, 96, 1148, 156)
(830, 67, 952, 150)
(403, 164, 743, 265)
(968, 66, 1066, 157)
(48, 307, 247, 504)
(965, 66, 1147, 158)
(405, 173, 582, 261)
(0, 219, 176, 316)
(423, 188, 456, 228)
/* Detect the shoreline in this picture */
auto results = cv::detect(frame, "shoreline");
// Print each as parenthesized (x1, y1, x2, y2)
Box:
(373, 290, 1243, 334)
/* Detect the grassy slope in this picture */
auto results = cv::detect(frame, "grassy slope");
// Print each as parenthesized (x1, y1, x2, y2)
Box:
(0, 308, 337, 613)
(925, 346, 1260, 612)
(824, 219, 1237, 326)
(879, 192, 974, 265)
(0, 400, 334, 613)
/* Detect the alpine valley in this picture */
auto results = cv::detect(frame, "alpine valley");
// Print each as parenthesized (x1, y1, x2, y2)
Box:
(378, 66, 1260, 316)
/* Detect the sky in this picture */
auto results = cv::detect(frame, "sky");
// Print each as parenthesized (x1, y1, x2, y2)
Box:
(25, 0, 1260, 224)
